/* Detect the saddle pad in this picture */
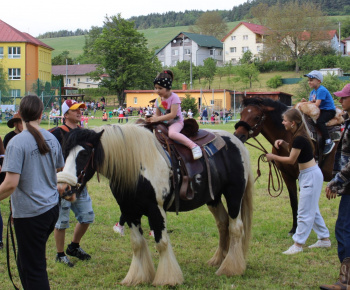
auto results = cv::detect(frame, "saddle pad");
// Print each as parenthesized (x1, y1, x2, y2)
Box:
(203, 133, 226, 157)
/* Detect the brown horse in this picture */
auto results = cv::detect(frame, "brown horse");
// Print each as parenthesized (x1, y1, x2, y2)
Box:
(234, 97, 338, 235)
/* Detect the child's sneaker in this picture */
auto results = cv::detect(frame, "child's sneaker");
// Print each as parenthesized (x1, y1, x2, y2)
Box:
(282, 244, 303, 255)
(113, 222, 125, 236)
(308, 239, 331, 248)
(192, 146, 202, 160)
(149, 231, 154, 237)
(323, 141, 335, 155)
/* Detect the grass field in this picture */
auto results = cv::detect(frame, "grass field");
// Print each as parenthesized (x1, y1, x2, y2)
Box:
(0, 118, 342, 289)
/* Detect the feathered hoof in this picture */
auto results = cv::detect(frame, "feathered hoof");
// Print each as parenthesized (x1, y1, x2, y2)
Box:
(152, 277, 184, 286)
(207, 255, 225, 267)
(215, 260, 246, 277)
(121, 276, 153, 287)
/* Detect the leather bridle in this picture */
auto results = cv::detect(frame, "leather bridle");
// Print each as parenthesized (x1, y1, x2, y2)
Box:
(235, 105, 266, 138)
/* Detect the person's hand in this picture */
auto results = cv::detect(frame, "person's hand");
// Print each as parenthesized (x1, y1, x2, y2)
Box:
(148, 116, 159, 123)
(274, 139, 284, 149)
(265, 153, 274, 162)
(325, 186, 337, 200)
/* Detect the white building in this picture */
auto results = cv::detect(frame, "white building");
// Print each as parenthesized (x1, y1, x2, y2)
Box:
(52, 64, 103, 89)
(155, 32, 223, 67)
(221, 22, 268, 64)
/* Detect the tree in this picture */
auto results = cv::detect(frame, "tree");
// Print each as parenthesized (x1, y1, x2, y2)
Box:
(262, 1, 330, 72)
(341, 17, 350, 39)
(202, 58, 217, 89)
(239, 51, 254, 64)
(89, 15, 162, 105)
(0, 66, 10, 96)
(52, 50, 74, 65)
(76, 26, 103, 64)
(181, 94, 198, 116)
(189, 11, 228, 39)
(234, 63, 259, 89)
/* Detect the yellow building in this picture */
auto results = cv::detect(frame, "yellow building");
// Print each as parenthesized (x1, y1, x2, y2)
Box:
(0, 20, 53, 97)
(125, 87, 232, 112)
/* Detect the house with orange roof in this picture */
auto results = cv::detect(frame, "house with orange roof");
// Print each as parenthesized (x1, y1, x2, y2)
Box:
(0, 19, 53, 98)
(221, 22, 268, 64)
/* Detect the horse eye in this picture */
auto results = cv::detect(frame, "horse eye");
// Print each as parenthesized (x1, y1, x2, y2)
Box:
(254, 116, 260, 121)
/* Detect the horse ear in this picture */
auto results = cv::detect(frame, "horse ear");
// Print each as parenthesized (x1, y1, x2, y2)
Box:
(93, 130, 104, 147)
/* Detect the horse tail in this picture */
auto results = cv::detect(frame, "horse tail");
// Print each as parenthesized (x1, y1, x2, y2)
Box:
(240, 164, 254, 258)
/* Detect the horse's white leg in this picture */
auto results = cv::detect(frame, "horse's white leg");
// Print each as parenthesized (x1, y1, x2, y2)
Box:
(207, 201, 229, 267)
(152, 207, 183, 286)
(216, 211, 246, 276)
(121, 224, 155, 286)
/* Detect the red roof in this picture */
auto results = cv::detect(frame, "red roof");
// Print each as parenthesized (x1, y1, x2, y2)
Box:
(222, 22, 268, 42)
(299, 30, 338, 41)
(0, 19, 53, 50)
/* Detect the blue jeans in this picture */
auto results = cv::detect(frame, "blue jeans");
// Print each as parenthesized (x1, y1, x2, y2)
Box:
(55, 187, 95, 229)
(336, 194, 350, 262)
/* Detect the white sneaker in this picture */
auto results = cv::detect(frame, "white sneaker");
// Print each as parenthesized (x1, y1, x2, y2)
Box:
(113, 222, 125, 236)
(192, 146, 202, 160)
(308, 239, 331, 248)
(149, 230, 154, 237)
(282, 244, 303, 255)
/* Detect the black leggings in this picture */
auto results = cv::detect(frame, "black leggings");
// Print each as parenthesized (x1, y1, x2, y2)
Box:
(14, 205, 59, 290)
(316, 110, 336, 141)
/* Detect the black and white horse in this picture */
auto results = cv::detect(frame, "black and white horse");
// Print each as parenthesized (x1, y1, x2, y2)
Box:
(57, 124, 254, 286)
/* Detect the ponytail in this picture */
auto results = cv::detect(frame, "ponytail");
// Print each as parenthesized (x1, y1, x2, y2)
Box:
(19, 95, 50, 155)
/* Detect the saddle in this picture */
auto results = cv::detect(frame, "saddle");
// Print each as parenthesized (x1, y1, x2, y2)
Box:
(303, 114, 341, 160)
(295, 102, 343, 159)
(139, 118, 216, 206)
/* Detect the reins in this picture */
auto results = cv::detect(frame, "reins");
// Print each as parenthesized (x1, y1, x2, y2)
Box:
(246, 136, 284, 197)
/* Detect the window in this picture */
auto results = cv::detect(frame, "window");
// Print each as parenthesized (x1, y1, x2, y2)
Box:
(8, 68, 21, 80)
(8, 47, 21, 59)
(231, 36, 236, 41)
(67, 78, 71, 85)
(210, 49, 215, 56)
(172, 49, 179, 56)
(243, 35, 248, 40)
(242, 47, 249, 53)
(134, 97, 137, 104)
(0, 47, 3, 58)
(10, 89, 20, 97)
(171, 60, 178, 66)
(210, 100, 215, 105)
(184, 49, 191, 55)
(87, 85, 90, 88)
(230, 47, 237, 53)
(231, 58, 237, 63)
(86, 78, 89, 82)
(78, 78, 80, 82)
(257, 46, 261, 52)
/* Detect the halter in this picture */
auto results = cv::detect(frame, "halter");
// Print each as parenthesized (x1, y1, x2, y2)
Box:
(62, 142, 100, 198)
(234, 105, 266, 138)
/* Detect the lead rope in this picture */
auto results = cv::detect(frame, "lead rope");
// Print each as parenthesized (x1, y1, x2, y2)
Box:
(246, 137, 284, 197)
(6, 202, 20, 290)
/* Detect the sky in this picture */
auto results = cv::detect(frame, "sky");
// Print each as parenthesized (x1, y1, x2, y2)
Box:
(1, 0, 247, 37)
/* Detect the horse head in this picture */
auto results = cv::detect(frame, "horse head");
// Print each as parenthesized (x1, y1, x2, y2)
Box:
(234, 97, 288, 143)
(60, 128, 105, 196)
(234, 98, 268, 142)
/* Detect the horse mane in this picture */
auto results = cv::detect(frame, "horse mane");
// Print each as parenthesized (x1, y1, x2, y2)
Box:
(93, 124, 165, 194)
(242, 97, 289, 131)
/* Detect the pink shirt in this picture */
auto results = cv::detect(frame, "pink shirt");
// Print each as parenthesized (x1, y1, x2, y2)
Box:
(156, 92, 183, 122)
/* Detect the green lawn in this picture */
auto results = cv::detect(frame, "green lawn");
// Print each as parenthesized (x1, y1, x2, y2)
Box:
(0, 120, 342, 289)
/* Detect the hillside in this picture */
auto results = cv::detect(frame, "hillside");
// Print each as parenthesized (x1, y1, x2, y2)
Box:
(41, 15, 348, 59)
